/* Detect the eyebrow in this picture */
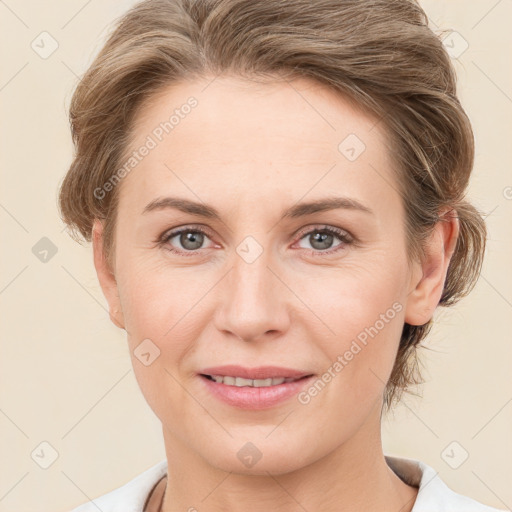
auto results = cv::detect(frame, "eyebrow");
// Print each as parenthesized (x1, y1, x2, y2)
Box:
(142, 196, 374, 220)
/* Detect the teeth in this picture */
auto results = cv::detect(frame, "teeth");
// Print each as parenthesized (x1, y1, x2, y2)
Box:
(208, 375, 299, 387)
(253, 378, 273, 387)
(235, 377, 253, 387)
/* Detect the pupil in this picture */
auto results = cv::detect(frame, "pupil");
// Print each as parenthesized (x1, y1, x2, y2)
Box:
(311, 232, 332, 250)
(181, 231, 203, 250)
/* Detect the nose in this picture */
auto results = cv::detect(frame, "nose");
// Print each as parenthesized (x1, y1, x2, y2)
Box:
(213, 245, 291, 343)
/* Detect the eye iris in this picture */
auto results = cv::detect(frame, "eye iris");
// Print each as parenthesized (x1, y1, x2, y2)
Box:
(167, 228, 344, 253)
(180, 231, 204, 250)
(310, 231, 333, 250)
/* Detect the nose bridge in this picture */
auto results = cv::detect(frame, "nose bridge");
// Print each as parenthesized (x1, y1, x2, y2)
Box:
(214, 238, 289, 341)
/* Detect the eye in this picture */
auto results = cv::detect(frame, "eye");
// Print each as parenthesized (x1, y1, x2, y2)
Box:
(294, 225, 353, 256)
(157, 224, 353, 257)
(158, 225, 214, 256)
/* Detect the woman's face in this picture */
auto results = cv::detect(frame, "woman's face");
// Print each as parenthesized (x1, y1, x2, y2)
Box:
(95, 75, 428, 474)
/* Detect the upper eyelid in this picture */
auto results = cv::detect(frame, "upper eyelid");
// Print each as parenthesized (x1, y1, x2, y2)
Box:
(160, 224, 215, 241)
(295, 224, 351, 239)
(160, 224, 352, 247)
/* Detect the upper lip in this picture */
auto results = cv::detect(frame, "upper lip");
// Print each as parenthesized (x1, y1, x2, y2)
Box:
(199, 365, 314, 380)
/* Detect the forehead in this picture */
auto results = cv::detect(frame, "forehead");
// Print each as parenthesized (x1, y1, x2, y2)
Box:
(117, 75, 399, 217)
(129, 74, 383, 155)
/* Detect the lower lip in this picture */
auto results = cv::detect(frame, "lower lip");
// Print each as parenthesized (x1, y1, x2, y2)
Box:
(199, 374, 314, 410)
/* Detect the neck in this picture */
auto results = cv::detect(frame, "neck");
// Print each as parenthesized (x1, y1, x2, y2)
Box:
(159, 401, 418, 512)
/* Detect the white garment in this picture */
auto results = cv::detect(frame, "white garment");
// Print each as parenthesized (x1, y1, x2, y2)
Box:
(69, 455, 507, 512)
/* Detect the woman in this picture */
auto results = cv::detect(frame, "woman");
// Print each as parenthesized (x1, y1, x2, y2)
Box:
(59, 0, 505, 511)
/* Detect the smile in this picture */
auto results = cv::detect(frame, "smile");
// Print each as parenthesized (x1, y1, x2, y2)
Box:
(199, 373, 315, 410)
(201, 374, 305, 387)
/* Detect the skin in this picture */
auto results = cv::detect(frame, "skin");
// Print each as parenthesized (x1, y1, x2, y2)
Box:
(92, 75, 459, 512)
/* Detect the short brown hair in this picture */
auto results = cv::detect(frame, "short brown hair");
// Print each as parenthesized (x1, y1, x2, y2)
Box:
(58, 0, 487, 411)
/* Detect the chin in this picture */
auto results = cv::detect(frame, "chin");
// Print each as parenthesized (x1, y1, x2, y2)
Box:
(200, 434, 319, 476)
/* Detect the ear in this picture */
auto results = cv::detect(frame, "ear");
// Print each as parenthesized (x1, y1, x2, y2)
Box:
(92, 219, 125, 330)
(404, 208, 460, 326)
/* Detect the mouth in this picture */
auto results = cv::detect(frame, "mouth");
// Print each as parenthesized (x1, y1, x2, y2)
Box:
(197, 366, 315, 410)
(200, 374, 312, 387)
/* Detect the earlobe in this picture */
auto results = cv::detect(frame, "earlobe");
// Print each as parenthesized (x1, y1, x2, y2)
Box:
(404, 209, 460, 326)
(92, 219, 126, 330)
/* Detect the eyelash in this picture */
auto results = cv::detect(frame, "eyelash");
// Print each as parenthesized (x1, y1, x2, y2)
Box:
(157, 224, 353, 257)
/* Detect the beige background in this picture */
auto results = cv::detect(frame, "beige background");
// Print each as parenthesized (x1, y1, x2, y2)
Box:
(1, 1, 511, 511)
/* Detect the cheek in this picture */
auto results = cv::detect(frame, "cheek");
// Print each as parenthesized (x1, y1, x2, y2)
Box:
(119, 242, 408, 350)
(116, 256, 215, 375)
(117, 251, 186, 323)
(301, 249, 406, 331)
(118, 239, 407, 398)
(298, 256, 407, 398)
(117, 264, 203, 422)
